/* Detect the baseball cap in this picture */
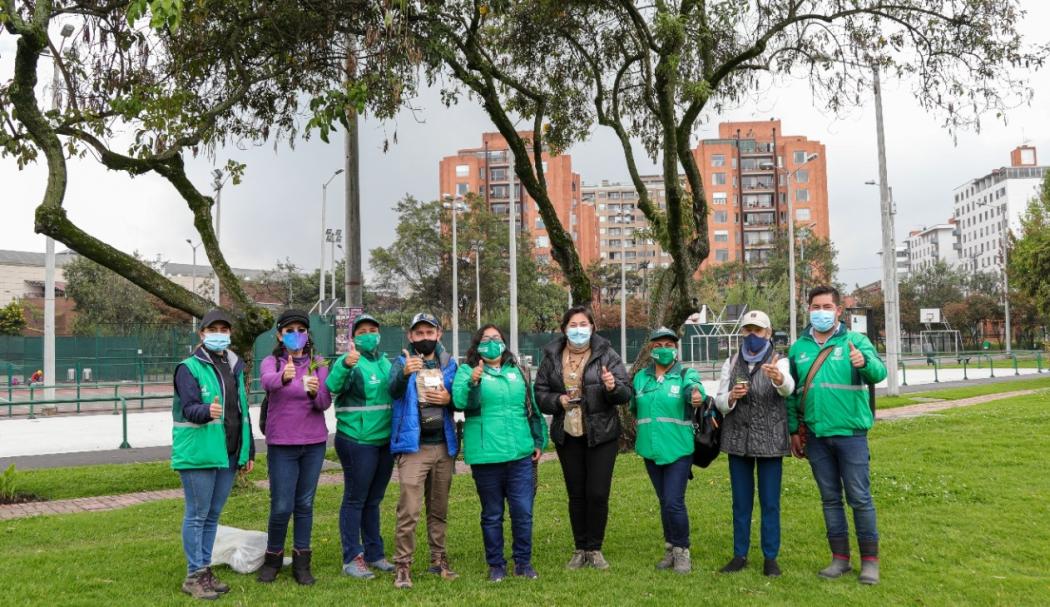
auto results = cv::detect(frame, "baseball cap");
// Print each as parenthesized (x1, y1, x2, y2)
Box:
(352, 313, 380, 332)
(648, 327, 679, 342)
(410, 312, 441, 330)
(199, 309, 233, 331)
(740, 310, 771, 330)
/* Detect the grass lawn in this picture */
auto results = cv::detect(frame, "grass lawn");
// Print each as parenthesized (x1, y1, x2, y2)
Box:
(3, 393, 1050, 605)
(876, 375, 1050, 410)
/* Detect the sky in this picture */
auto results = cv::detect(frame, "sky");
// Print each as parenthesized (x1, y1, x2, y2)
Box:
(2, 4, 1049, 292)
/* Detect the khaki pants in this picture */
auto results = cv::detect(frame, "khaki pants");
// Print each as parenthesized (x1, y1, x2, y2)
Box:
(394, 443, 455, 565)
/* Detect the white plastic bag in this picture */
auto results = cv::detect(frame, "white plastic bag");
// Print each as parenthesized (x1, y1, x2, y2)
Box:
(211, 525, 290, 574)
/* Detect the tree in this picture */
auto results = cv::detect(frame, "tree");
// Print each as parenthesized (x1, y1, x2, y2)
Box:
(62, 254, 171, 335)
(1009, 172, 1050, 319)
(944, 294, 1001, 348)
(0, 300, 27, 335)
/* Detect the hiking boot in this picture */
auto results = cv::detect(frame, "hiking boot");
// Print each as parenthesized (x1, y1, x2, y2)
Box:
(367, 558, 396, 573)
(203, 567, 229, 593)
(514, 562, 539, 579)
(256, 550, 283, 583)
(671, 547, 691, 575)
(818, 556, 853, 579)
(488, 565, 507, 582)
(394, 563, 413, 589)
(427, 553, 458, 580)
(763, 558, 782, 577)
(566, 550, 588, 570)
(292, 548, 316, 586)
(655, 543, 674, 570)
(720, 556, 748, 573)
(181, 569, 219, 600)
(859, 559, 880, 585)
(343, 553, 375, 580)
(586, 550, 610, 570)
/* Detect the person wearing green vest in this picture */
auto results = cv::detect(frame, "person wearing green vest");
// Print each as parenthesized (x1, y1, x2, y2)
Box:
(787, 285, 887, 586)
(326, 314, 398, 580)
(171, 310, 254, 600)
(452, 324, 548, 582)
(630, 328, 705, 575)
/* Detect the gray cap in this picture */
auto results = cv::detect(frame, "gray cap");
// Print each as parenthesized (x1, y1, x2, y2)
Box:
(199, 309, 233, 331)
(648, 327, 679, 342)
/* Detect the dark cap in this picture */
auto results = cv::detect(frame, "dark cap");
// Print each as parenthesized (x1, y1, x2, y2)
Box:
(409, 312, 441, 330)
(199, 309, 233, 331)
(648, 327, 679, 342)
(352, 313, 380, 333)
(276, 309, 310, 330)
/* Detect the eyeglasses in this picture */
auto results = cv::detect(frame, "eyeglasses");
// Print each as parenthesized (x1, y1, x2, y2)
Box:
(282, 327, 308, 334)
(480, 337, 503, 344)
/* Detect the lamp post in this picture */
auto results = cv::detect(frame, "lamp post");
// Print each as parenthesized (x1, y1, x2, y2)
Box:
(508, 152, 519, 355)
(784, 152, 819, 343)
(443, 195, 467, 359)
(473, 241, 482, 329)
(617, 209, 630, 362)
(326, 229, 342, 302)
(319, 169, 345, 309)
(186, 239, 201, 328)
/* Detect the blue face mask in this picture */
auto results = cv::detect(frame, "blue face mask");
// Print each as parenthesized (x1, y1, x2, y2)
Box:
(282, 331, 309, 351)
(743, 333, 769, 356)
(566, 326, 592, 346)
(810, 310, 837, 333)
(203, 333, 231, 352)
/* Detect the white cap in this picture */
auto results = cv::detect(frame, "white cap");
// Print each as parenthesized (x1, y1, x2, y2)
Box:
(740, 310, 771, 330)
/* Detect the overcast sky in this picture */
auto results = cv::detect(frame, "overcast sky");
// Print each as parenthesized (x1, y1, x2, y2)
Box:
(2, 4, 1049, 292)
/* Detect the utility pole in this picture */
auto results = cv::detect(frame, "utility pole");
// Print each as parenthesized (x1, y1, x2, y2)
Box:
(474, 243, 482, 329)
(211, 169, 227, 306)
(186, 239, 200, 330)
(508, 150, 519, 355)
(344, 100, 363, 308)
(1002, 226, 1012, 354)
(620, 212, 628, 362)
(873, 65, 902, 396)
(319, 169, 343, 309)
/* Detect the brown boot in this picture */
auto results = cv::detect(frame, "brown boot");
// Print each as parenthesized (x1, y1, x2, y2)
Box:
(427, 553, 459, 580)
(394, 563, 413, 589)
(181, 569, 219, 600)
(203, 567, 229, 593)
(256, 550, 283, 583)
(292, 548, 316, 586)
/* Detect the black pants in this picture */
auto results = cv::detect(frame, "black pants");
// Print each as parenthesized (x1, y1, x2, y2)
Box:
(556, 435, 618, 551)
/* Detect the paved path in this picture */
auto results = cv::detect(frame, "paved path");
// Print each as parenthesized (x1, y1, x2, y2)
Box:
(874, 389, 1041, 420)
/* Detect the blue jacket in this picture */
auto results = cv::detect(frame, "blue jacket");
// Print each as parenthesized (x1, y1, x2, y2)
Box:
(389, 349, 459, 456)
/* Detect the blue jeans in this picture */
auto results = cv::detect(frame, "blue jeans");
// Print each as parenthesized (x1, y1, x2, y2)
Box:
(334, 434, 394, 563)
(806, 432, 879, 542)
(728, 454, 783, 559)
(643, 455, 692, 549)
(266, 442, 327, 551)
(471, 456, 535, 568)
(179, 454, 238, 574)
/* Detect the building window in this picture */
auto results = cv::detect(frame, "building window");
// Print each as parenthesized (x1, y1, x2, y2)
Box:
(712, 172, 727, 185)
(796, 208, 812, 221)
(535, 236, 549, 248)
(713, 192, 728, 205)
(715, 249, 729, 262)
(490, 167, 508, 181)
(793, 151, 806, 164)
(456, 183, 468, 196)
(712, 154, 725, 167)
(714, 230, 729, 242)
(455, 164, 470, 177)
(796, 169, 809, 183)
(714, 211, 728, 223)
(795, 189, 809, 202)
(536, 217, 545, 229)
(609, 191, 622, 199)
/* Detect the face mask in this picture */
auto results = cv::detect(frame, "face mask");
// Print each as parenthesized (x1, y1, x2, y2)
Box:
(203, 333, 231, 352)
(478, 340, 505, 361)
(413, 339, 438, 356)
(810, 310, 837, 333)
(650, 347, 677, 366)
(282, 331, 308, 351)
(743, 333, 769, 354)
(354, 333, 380, 353)
(566, 326, 591, 346)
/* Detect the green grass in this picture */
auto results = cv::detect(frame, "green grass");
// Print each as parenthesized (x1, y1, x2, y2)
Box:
(876, 375, 1050, 410)
(3, 394, 1050, 605)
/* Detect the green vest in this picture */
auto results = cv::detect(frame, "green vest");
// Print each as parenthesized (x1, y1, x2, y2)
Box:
(326, 352, 393, 446)
(452, 362, 540, 466)
(171, 354, 251, 470)
(630, 363, 704, 465)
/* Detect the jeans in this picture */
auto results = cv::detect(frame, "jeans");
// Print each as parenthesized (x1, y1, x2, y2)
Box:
(266, 442, 327, 551)
(179, 454, 238, 574)
(728, 454, 783, 559)
(643, 455, 693, 549)
(806, 432, 879, 542)
(472, 456, 535, 567)
(334, 434, 394, 563)
(556, 435, 618, 550)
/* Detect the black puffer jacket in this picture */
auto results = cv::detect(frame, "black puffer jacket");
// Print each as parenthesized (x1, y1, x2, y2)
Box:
(535, 334, 633, 447)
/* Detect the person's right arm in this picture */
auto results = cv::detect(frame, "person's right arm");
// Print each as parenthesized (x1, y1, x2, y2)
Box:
(713, 358, 735, 414)
(175, 364, 212, 424)
(534, 355, 562, 415)
(325, 353, 355, 394)
(259, 355, 285, 392)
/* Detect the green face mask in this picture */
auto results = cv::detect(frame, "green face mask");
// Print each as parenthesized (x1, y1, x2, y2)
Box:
(478, 339, 506, 361)
(650, 346, 677, 366)
(353, 332, 380, 353)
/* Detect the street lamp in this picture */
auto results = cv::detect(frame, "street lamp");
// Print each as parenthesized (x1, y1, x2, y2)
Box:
(326, 229, 342, 302)
(616, 209, 631, 362)
(784, 152, 819, 343)
(443, 194, 468, 359)
(319, 168, 345, 309)
(186, 239, 201, 327)
(473, 241, 482, 329)
(508, 151, 520, 356)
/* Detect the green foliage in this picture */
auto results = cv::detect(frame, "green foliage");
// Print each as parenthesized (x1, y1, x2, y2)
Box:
(0, 300, 27, 336)
(1009, 171, 1050, 318)
(0, 465, 18, 502)
(63, 255, 164, 336)
(127, 0, 185, 31)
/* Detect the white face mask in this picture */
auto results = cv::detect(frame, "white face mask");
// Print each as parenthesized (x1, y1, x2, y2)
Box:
(566, 326, 591, 346)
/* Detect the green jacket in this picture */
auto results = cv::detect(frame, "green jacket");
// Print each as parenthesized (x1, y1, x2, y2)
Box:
(171, 354, 251, 470)
(630, 363, 705, 466)
(326, 351, 393, 446)
(452, 361, 548, 466)
(786, 324, 888, 438)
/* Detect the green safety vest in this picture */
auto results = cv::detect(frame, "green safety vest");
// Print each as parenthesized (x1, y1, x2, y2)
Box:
(630, 363, 704, 466)
(171, 354, 251, 470)
(326, 352, 394, 446)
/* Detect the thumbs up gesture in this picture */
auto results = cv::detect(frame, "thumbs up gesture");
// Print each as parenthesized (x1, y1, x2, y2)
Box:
(403, 350, 423, 376)
(282, 356, 296, 381)
(848, 341, 866, 369)
(471, 364, 484, 385)
(762, 352, 784, 384)
(344, 348, 361, 368)
(601, 365, 616, 392)
(209, 396, 222, 419)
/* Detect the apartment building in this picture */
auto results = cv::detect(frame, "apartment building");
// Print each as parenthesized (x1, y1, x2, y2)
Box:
(583, 174, 673, 272)
(904, 220, 960, 272)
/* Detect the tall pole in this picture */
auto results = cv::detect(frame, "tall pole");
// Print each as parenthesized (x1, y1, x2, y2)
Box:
(1002, 224, 1012, 353)
(873, 65, 901, 396)
(187, 239, 200, 329)
(787, 172, 797, 343)
(508, 150, 519, 355)
(450, 202, 460, 359)
(345, 98, 363, 309)
(330, 230, 339, 302)
(212, 170, 225, 306)
(320, 182, 328, 306)
(475, 244, 482, 329)
(620, 220, 627, 362)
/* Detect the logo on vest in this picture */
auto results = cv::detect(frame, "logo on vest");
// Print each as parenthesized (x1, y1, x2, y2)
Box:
(669, 385, 680, 395)
(507, 372, 517, 381)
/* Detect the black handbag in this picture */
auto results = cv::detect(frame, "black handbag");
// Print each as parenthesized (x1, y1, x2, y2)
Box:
(692, 395, 722, 468)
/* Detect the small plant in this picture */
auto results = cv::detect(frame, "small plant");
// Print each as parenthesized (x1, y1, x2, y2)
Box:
(307, 357, 330, 375)
(0, 464, 19, 502)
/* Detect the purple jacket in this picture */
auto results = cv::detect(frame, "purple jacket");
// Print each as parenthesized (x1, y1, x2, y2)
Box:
(260, 354, 332, 445)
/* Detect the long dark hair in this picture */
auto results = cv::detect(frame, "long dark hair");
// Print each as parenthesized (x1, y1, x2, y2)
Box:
(464, 324, 517, 368)
(560, 305, 596, 333)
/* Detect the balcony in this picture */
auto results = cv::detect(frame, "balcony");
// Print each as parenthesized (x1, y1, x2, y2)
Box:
(741, 181, 775, 192)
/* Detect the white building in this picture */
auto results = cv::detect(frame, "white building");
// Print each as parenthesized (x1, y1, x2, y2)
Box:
(953, 146, 1048, 273)
(876, 244, 910, 281)
(904, 221, 960, 272)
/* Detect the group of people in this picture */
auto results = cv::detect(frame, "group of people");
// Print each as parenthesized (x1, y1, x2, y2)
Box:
(171, 284, 886, 599)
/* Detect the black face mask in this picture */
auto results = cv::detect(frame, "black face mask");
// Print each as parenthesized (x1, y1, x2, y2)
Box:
(413, 339, 438, 356)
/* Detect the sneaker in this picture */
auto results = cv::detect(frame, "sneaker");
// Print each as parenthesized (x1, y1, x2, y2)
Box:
(763, 558, 782, 577)
(671, 547, 691, 575)
(655, 543, 674, 570)
(367, 558, 396, 573)
(818, 556, 853, 579)
(586, 550, 610, 570)
(514, 563, 539, 579)
(343, 553, 376, 580)
(720, 556, 748, 573)
(566, 550, 588, 570)
(488, 565, 507, 582)
(203, 567, 229, 593)
(181, 569, 219, 600)
(859, 559, 880, 585)
(428, 553, 459, 580)
(394, 563, 413, 589)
